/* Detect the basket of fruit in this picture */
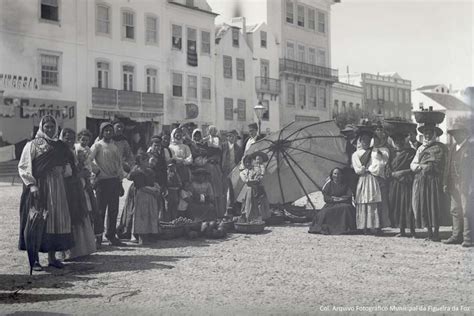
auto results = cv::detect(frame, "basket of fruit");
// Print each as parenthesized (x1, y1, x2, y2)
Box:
(413, 109, 445, 124)
(200, 221, 227, 239)
(284, 206, 315, 220)
(159, 219, 188, 239)
(218, 219, 235, 232)
(234, 221, 266, 234)
(185, 220, 203, 232)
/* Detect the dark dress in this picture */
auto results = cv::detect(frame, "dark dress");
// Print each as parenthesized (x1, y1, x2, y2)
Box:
(388, 147, 415, 230)
(308, 181, 356, 235)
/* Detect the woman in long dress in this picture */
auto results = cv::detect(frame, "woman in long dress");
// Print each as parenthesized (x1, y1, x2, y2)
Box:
(388, 133, 416, 237)
(59, 128, 96, 260)
(410, 124, 447, 241)
(373, 124, 391, 227)
(203, 126, 225, 218)
(18, 115, 75, 270)
(238, 152, 271, 222)
(352, 130, 383, 235)
(168, 128, 192, 186)
(309, 168, 356, 235)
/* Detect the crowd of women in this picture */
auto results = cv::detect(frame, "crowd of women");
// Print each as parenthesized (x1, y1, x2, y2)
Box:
(17, 115, 270, 272)
(309, 117, 474, 250)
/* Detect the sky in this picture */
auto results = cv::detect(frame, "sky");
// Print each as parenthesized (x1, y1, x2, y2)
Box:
(207, 0, 473, 90)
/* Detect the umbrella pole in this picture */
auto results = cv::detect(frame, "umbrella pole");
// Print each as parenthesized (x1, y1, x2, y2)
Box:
(280, 150, 317, 212)
(276, 150, 286, 204)
(282, 151, 322, 192)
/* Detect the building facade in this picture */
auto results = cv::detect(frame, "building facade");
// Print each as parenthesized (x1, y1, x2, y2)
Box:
(339, 72, 412, 120)
(331, 82, 363, 117)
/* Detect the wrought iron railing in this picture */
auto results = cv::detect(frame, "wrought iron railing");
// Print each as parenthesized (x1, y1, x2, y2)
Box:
(279, 58, 338, 81)
(255, 77, 281, 95)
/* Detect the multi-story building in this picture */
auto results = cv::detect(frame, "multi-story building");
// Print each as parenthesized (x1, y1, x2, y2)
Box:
(214, 21, 254, 133)
(339, 72, 412, 120)
(0, 0, 217, 145)
(331, 82, 363, 117)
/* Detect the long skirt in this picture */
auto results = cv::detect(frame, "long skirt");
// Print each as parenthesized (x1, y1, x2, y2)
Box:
(117, 184, 136, 239)
(164, 189, 180, 222)
(356, 203, 380, 229)
(309, 203, 356, 235)
(376, 177, 391, 228)
(240, 185, 271, 222)
(412, 173, 444, 229)
(389, 179, 413, 229)
(132, 187, 161, 235)
(61, 215, 96, 260)
(204, 163, 225, 218)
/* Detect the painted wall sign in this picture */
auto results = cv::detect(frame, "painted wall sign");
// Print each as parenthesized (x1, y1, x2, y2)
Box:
(185, 103, 199, 119)
(0, 73, 39, 90)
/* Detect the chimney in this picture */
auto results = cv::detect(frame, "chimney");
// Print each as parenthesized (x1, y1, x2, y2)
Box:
(231, 17, 246, 35)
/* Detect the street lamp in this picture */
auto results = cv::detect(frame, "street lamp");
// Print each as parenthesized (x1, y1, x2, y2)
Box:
(254, 101, 265, 135)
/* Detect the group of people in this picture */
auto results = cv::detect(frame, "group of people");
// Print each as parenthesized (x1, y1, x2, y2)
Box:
(310, 118, 474, 249)
(17, 115, 269, 272)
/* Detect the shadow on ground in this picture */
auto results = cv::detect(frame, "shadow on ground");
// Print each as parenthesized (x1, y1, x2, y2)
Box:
(0, 291, 102, 305)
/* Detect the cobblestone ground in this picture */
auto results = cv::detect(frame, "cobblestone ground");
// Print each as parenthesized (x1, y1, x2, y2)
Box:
(0, 180, 473, 315)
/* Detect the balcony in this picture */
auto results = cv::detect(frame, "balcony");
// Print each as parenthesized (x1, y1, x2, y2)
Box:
(92, 88, 164, 114)
(279, 58, 338, 82)
(255, 77, 281, 95)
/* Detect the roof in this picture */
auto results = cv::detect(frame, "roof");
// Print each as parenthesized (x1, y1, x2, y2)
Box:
(246, 22, 264, 33)
(168, 0, 218, 16)
(423, 92, 471, 111)
(215, 23, 231, 44)
(416, 84, 444, 91)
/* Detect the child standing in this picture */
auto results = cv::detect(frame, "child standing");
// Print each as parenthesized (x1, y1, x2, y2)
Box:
(165, 161, 182, 221)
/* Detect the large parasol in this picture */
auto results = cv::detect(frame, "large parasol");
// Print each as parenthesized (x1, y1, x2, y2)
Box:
(230, 120, 347, 210)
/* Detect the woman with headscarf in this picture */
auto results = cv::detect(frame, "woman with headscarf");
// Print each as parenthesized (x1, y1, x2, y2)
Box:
(372, 123, 391, 228)
(59, 128, 96, 259)
(18, 115, 75, 270)
(410, 123, 447, 241)
(168, 128, 193, 186)
(352, 127, 383, 235)
(309, 168, 356, 235)
(190, 129, 208, 164)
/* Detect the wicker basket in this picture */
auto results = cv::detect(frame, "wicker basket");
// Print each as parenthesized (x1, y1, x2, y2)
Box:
(383, 120, 417, 136)
(234, 222, 266, 234)
(185, 221, 203, 232)
(265, 215, 287, 226)
(158, 223, 185, 240)
(219, 221, 235, 232)
(413, 111, 445, 124)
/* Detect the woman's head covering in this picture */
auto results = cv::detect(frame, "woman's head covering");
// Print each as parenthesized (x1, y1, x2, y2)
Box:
(36, 115, 59, 141)
(192, 128, 202, 141)
(418, 123, 443, 137)
(208, 125, 218, 135)
(170, 128, 183, 145)
(98, 122, 114, 140)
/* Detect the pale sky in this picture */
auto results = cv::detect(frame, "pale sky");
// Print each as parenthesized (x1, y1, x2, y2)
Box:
(207, 0, 474, 90)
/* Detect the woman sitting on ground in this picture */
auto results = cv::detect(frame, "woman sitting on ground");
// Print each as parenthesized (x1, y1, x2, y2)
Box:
(308, 168, 356, 235)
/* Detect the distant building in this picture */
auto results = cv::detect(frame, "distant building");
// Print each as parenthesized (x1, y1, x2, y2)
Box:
(416, 84, 451, 94)
(339, 72, 412, 120)
(451, 86, 474, 107)
(412, 89, 471, 143)
(331, 82, 363, 117)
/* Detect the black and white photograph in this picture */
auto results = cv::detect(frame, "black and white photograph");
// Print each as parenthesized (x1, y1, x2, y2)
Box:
(0, 0, 472, 314)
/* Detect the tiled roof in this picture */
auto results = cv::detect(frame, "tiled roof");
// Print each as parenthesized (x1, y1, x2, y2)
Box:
(423, 92, 471, 111)
(416, 84, 443, 91)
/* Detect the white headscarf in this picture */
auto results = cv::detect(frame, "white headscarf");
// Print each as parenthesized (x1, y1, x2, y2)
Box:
(170, 128, 183, 145)
(207, 125, 220, 148)
(35, 115, 59, 141)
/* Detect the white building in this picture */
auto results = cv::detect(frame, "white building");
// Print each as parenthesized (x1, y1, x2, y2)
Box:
(214, 22, 254, 133)
(339, 72, 412, 120)
(412, 88, 471, 144)
(331, 82, 363, 117)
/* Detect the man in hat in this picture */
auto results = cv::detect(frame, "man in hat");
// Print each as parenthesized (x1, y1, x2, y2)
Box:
(222, 130, 243, 177)
(443, 121, 474, 247)
(90, 122, 126, 247)
(244, 123, 260, 155)
(410, 123, 447, 242)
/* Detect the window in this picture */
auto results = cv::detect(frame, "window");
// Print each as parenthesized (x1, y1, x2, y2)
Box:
(172, 24, 182, 50)
(187, 27, 197, 54)
(96, 4, 110, 34)
(298, 84, 306, 108)
(356, 103, 360, 110)
(366, 84, 372, 99)
(390, 88, 395, 102)
(187, 75, 197, 99)
(201, 31, 211, 54)
(237, 99, 246, 121)
(236, 58, 245, 81)
(309, 86, 317, 108)
(308, 9, 315, 30)
(334, 100, 339, 114)
(286, 0, 294, 24)
(223, 55, 232, 78)
(318, 11, 326, 33)
(308, 47, 316, 64)
(145, 15, 158, 44)
(371, 85, 377, 100)
(286, 42, 295, 60)
(378, 87, 383, 99)
(122, 10, 135, 40)
(318, 87, 326, 108)
(317, 49, 326, 66)
(232, 28, 239, 47)
(40, 53, 60, 87)
(405, 90, 410, 104)
(262, 100, 269, 121)
(297, 44, 305, 62)
(349, 102, 354, 110)
(97, 61, 110, 89)
(341, 101, 346, 113)
(398, 89, 403, 103)
(260, 31, 267, 48)
(172, 72, 182, 97)
(384, 87, 389, 101)
(224, 98, 233, 120)
(146, 68, 157, 93)
(202, 77, 211, 100)
(41, 0, 59, 22)
(122, 65, 134, 91)
(297, 5, 305, 27)
(287, 82, 295, 106)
